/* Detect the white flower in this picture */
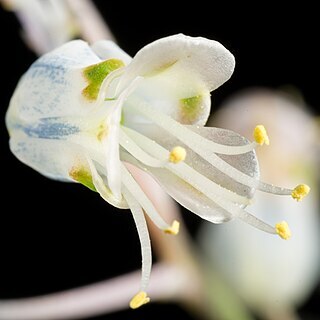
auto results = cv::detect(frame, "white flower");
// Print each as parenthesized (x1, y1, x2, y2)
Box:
(6, 34, 309, 308)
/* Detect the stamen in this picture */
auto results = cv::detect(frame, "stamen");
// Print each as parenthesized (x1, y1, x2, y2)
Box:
(127, 100, 301, 198)
(164, 220, 180, 235)
(130, 291, 150, 309)
(253, 125, 270, 146)
(122, 126, 251, 206)
(238, 210, 277, 234)
(291, 184, 310, 201)
(122, 186, 152, 295)
(169, 146, 186, 163)
(128, 98, 257, 155)
(120, 129, 281, 237)
(121, 162, 172, 230)
(275, 221, 291, 240)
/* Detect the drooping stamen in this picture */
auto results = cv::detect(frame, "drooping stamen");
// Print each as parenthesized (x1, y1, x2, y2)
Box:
(121, 145, 280, 235)
(169, 146, 187, 163)
(122, 126, 251, 206)
(128, 100, 308, 199)
(275, 221, 291, 240)
(121, 162, 173, 231)
(121, 129, 279, 235)
(253, 125, 270, 146)
(122, 186, 152, 305)
(129, 291, 150, 309)
(291, 184, 310, 201)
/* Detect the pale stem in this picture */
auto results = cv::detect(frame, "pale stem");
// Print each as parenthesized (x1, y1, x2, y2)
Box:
(66, 0, 116, 42)
(0, 168, 200, 320)
(1, 0, 115, 55)
(0, 263, 187, 320)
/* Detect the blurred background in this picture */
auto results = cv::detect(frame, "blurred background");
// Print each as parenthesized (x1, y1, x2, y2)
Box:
(0, 1, 319, 319)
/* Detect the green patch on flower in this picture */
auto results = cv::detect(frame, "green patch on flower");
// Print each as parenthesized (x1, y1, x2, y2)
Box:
(179, 95, 203, 124)
(82, 59, 124, 101)
(69, 166, 96, 192)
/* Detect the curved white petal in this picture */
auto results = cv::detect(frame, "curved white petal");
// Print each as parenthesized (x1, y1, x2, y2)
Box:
(122, 34, 235, 92)
(121, 34, 235, 126)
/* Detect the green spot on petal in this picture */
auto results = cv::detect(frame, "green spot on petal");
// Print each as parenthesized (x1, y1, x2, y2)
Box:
(82, 59, 124, 101)
(179, 95, 203, 124)
(69, 166, 96, 192)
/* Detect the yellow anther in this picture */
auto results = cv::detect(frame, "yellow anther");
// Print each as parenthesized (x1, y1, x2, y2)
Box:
(169, 146, 186, 163)
(164, 220, 180, 235)
(275, 221, 291, 240)
(253, 125, 270, 146)
(129, 291, 150, 309)
(291, 184, 310, 201)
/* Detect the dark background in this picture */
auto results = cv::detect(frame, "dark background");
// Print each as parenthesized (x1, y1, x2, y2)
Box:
(0, 2, 319, 319)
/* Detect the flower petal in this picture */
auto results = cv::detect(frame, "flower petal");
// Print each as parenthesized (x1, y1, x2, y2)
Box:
(122, 34, 235, 92)
(121, 34, 235, 126)
(6, 40, 100, 132)
(9, 132, 83, 182)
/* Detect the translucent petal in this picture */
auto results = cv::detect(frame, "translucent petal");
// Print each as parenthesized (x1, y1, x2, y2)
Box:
(123, 153, 233, 223)
(121, 125, 259, 223)
(6, 40, 100, 132)
(91, 40, 132, 64)
(139, 124, 259, 198)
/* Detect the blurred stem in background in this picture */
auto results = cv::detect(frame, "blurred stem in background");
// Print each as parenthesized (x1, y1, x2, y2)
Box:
(1, 0, 115, 55)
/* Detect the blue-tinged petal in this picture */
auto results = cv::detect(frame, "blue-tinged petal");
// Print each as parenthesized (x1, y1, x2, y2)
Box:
(6, 40, 101, 131)
(9, 131, 84, 182)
